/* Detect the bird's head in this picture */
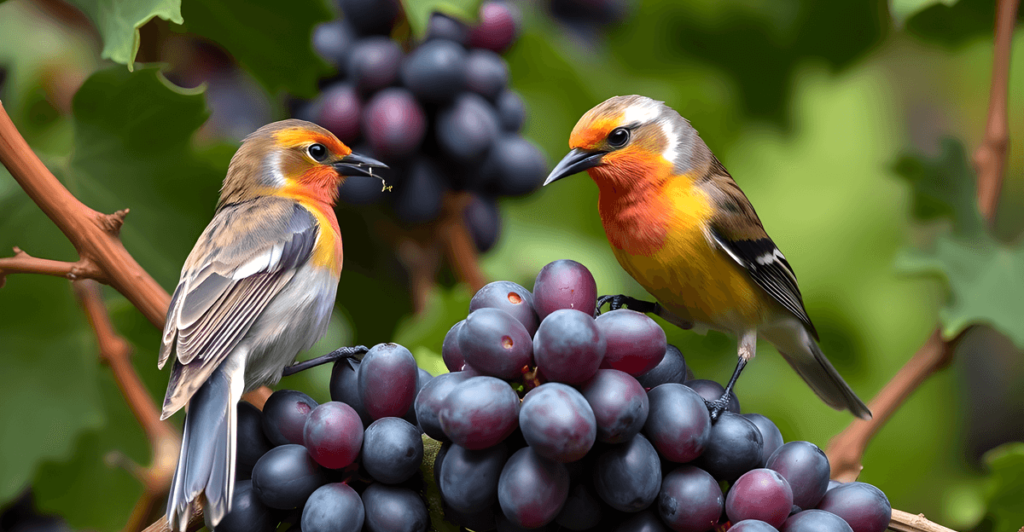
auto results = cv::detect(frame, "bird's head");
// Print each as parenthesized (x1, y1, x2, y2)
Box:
(219, 119, 387, 207)
(544, 95, 711, 189)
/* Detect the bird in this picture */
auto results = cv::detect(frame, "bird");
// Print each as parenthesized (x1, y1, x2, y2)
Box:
(543, 95, 871, 421)
(158, 119, 387, 531)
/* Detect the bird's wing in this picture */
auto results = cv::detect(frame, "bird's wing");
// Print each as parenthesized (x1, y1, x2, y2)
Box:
(158, 196, 320, 416)
(699, 163, 819, 340)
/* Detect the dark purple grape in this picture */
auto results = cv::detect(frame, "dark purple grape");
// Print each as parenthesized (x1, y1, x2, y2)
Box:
(468, 1, 520, 53)
(458, 307, 532, 380)
(439, 443, 508, 512)
(593, 434, 661, 512)
(685, 379, 741, 414)
(442, 320, 467, 371)
(346, 37, 402, 93)
(464, 49, 510, 101)
(496, 512, 554, 532)
(329, 358, 372, 426)
(361, 484, 429, 532)
(596, 310, 667, 376)
(218, 479, 277, 532)
(658, 465, 723, 532)
(392, 156, 445, 223)
(436, 92, 500, 165)
(236, 402, 272, 480)
(427, 13, 469, 44)
(496, 90, 525, 132)
(636, 344, 688, 390)
(357, 343, 419, 420)
(262, 389, 318, 446)
(498, 447, 570, 528)
(400, 39, 467, 103)
(580, 369, 648, 443)
(252, 444, 328, 509)
(415, 370, 472, 440)
(694, 412, 763, 482)
(439, 376, 520, 449)
(337, 0, 399, 35)
(470, 281, 539, 335)
(303, 402, 363, 469)
(446, 505, 497, 531)
(433, 441, 451, 490)
(532, 259, 598, 320)
(464, 195, 502, 253)
(313, 21, 357, 70)
(643, 383, 710, 463)
(301, 483, 364, 532)
(362, 417, 423, 484)
(615, 509, 671, 532)
(315, 83, 361, 144)
(766, 441, 830, 510)
(781, 509, 854, 532)
(533, 309, 605, 384)
(731, 521, 780, 532)
(726, 468, 794, 528)
(520, 383, 596, 462)
(362, 88, 426, 159)
(743, 413, 784, 467)
(480, 134, 548, 196)
(816, 482, 891, 532)
(403, 368, 433, 425)
(555, 483, 602, 530)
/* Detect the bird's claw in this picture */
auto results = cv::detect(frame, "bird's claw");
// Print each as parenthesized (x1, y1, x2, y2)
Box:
(282, 345, 369, 376)
(596, 294, 659, 316)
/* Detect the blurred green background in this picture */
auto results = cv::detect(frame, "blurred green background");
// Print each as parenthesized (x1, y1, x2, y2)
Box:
(1, 0, 1022, 530)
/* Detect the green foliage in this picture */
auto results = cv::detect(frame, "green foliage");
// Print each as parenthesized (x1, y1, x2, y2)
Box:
(402, 0, 482, 37)
(981, 442, 1024, 531)
(902, 0, 1024, 46)
(64, 0, 182, 68)
(890, 0, 959, 25)
(419, 435, 459, 532)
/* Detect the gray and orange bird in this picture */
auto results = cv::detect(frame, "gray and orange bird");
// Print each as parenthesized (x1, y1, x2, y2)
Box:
(158, 120, 386, 530)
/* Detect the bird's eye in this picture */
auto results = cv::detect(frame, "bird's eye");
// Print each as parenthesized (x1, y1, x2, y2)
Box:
(608, 127, 630, 148)
(307, 143, 328, 162)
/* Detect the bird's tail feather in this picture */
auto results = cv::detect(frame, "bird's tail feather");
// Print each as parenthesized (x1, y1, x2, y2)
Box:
(777, 340, 872, 420)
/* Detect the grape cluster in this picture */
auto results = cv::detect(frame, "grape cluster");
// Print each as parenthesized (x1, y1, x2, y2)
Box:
(546, 0, 633, 41)
(302, 0, 545, 253)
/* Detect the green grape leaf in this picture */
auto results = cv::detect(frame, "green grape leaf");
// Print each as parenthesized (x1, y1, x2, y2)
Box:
(890, 0, 958, 25)
(402, 0, 482, 37)
(891, 138, 982, 237)
(982, 442, 1024, 531)
(182, 0, 333, 97)
(64, 0, 183, 68)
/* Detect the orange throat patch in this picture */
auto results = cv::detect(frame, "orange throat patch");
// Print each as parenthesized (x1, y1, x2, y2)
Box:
(589, 157, 672, 257)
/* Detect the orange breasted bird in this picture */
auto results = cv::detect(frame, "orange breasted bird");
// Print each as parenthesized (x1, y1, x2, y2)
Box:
(159, 119, 386, 530)
(544, 95, 871, 421)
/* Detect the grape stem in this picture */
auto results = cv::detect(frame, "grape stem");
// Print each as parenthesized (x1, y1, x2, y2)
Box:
(826, 0, 1018, 489)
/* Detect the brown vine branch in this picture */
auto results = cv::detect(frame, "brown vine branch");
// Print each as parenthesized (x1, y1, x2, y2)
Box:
(436, 192, 488, 293)
(888, 509, 959, 532)
(0, 246, 106, 287)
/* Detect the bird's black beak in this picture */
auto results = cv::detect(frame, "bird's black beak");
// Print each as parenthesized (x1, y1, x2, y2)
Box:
(543, 148, 606, 186)
(333, 152, 389, 178)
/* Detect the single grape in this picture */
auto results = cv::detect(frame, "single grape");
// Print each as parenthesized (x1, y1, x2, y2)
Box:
(417, 370, 467, 439)
(362, 88, 426, 159)
(658, 465, 723, 532)
(468, 1, 520, 53)
(315, 83, 361, 144)
(262, 389, 318, 446)
(446, 504, 497, 531)
(329, 357, 372, 426)
(357, 343, 419, 420)
(615, 509, 671, 532)
(439, 442, 508, 512)
(463, 195, 502, 253)
(731, 521, 780, 532)
(496, 512, 554, 532)
(726, 468, 794, 528)
(442, 320, 467, 371)
(403, 367, 433, 425)
(580, 369, 649, 443)
(426, 12, 469, 44)
(464, 49, 510, 101)
(480, 134, 548, 197)
(684, 379, 740, 414)
(251, 444, 328, 509)
(400, 39, 467, 103)
(337, 0, 399, 35)
(458, 308, 533, 380)
(236, 401, 272, 480)
(346, 37, 402, 93)
(555, 483, 602, 530)
(766, 441, 831, 510)
(694, 412, 763, 482)
(498, 447, 570, 528)
(301, 483, 364, 532)
(636, 345, 688, 390)
(643, 383, 710, 463)
(743, 413, 784, 467)
(593, 434, 661, 512)
(361, 484, 429, 532)
(217, 480, 278, 532)
(439, 376, 520, 449)
(781, 509, 854, 532)
(303, 402, 363, 469)
(520, 383, 596, 462)
(532, 260, 598, 320)
(469, 280, 539, 336)
(361, 417, 423, 484)
(496, 90, 525, 132)
(816, 482, 892, 532)
(436, 92, 500, 165)
(312, 20, 357, 70)
(533, 309, 605, 384)
(596, 309, 667, 376)
(392, 157, 446, 223)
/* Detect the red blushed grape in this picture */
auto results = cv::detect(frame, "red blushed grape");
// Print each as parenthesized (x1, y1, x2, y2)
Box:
(726, 468, 794, 528)
(520, 383, 597, 462)
(685, 379, 741, 414)
(658, 465, 723, 532)
(414, 370, 473, 441)
(694, 412, 763, 483)
(262, 389, 318, 446)
(316, 83, 361, 144)
(217, 480, 277, 532)
(252, 444, 328, 510)
(781, 510, 853, 532)
(442, 320, 466, 371)
(533, 309, 606, 384)
(464, 49, 510, 101)
(532, 259, 598, 319)
(301, 483, 364, 532)
(643, 384, 710, 463)
(236, 402, 273, 480)
(459, 307, 533, 380)
(439, 376, 520, 449)
(302, 402, 363, 469)
(361, 484, 429, 532)
(498, 447, 570, 529)
(361, 418, 423, 484)
(400, 39, 466, 103)
(743, 413, 784, 467)
(470, 280, 539, 335)
(362, 88, 426, 159)
(580, 369, 649, 443)
(346, 37, 402, 93)
(636, 344, 688, 390)
(439, 443, 509, 513)
(596, 309, 667, 376)
(357, 343, 419, 420)
(766, 441, 831, 510)
(816, 482, 891, 532)
(468, 1, 520, 53)
(731, 521, 780, 532)
(593, 434, 662, 512)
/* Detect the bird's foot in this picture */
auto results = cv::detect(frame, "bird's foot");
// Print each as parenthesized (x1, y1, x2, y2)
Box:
(704, 394, 734, 423)
(595, 294, 659, 316)
(282, 345, 369, 376)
